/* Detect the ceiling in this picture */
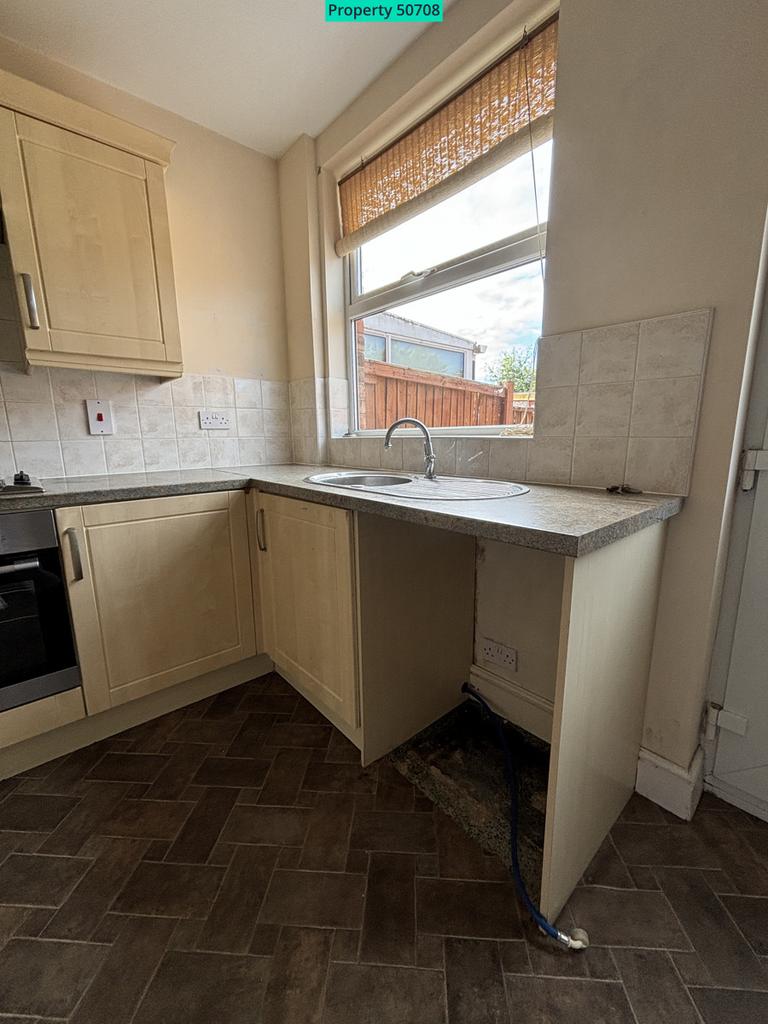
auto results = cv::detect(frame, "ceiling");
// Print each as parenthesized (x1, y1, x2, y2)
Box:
(0, 0, 455, 157)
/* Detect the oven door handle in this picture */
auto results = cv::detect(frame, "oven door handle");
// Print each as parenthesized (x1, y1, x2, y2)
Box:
(63, 528, 85, 582)
(0, 556, 40, 576)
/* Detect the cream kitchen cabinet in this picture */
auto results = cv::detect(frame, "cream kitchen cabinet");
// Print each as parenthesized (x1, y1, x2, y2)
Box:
(56, 491, 255, 713)
(0, 68, 181, 377)
(255, 492, 359, 733)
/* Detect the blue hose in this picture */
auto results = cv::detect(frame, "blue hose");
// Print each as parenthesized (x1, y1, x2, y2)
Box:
(461, 682, 588, 951)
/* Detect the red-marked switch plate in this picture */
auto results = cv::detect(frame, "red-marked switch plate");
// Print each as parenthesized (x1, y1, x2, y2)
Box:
(86, 399, 114, 435)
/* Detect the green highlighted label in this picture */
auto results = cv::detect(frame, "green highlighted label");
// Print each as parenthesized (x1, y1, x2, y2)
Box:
(326, 2, 443, 22)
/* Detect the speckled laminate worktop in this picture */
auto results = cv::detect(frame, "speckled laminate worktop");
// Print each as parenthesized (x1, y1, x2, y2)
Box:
(0, 464, 682, 557)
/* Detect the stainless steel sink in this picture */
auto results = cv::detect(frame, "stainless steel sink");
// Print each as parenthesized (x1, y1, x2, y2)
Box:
(305, 470, 529, 501)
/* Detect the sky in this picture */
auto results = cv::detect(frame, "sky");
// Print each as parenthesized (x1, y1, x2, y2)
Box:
(359, 142, 551, 382)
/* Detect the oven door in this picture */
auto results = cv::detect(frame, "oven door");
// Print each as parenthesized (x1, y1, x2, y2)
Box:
(0, 544, 80, 712)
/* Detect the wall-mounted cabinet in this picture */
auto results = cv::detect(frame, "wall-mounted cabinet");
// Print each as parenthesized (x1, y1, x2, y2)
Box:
(0, 69, 181, 377)
(56, 491, 255, 713)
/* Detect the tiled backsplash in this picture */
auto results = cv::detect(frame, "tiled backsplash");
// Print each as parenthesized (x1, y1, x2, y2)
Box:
(326, 308, 712, 496)
(0, 364, 291, 480)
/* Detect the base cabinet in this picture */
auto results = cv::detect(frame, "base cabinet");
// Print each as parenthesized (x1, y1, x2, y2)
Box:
(255, 493, 359, 733)
(56, 491, 256, 713)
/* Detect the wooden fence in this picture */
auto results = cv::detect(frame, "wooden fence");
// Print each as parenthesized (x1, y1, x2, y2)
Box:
(358, 359, 534, 430)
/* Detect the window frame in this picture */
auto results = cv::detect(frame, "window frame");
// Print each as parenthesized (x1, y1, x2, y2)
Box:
(345, 223, 547, 435)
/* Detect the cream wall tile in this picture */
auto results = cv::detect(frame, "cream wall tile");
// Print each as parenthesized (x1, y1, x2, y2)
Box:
(266, 435, 292, 464)
(534, 386, 577, 437)
(380, 437, 403, 470)
(112, 404, 141, 438)
(172, 406, 202, 437)
(457, 439, 490, 478)
(240, 436, 268, 464)
(630, 377, 701, 437)
(358, 437, 382, 469)
(337, 437, 362, 468)
(171, 375, 204, 407)
(138, 405, 176, 438)
(236, 408, 264, 437)
(293, 435, 322, 465)
(136, 377, 173, 405)
(330, 407, 349, 436)
(178, 438, 211, 469)
(51, 368, 96, 403)
(636, 309, 711, 380)
(0, 442, 15, 478)
(104, 439, 144, 474)
(6, 401, 59, 441)
(0, 365, 51, 403)
(571, 437, 628, 488)
(210, 437, 238, 468)
(535, 332, 582, 387)
(262, 380, 289, 410)
(626, 436, 693, 494)
(0, 405, 8, 442)
(142, 439, 179, 472)
(576, 382, 633, 436)
(235, 378, 263, 409)
(61, 440, 107, 477)
(203, 375, 234, 407)
(579, 322, 639, 384)
(489, 438, 528, 481)
(434, 438, 458, 476)
(526, 437, 573, 485)
(289, 378, 315, 410)
(264, 407, 290, 436)
(12, 441, 63, 478)
(328, 378, 349, 409)
(55, 402, 90, 440)
(291, 407, 314, 438)
(402, 437, 426, 472)
(95, 372, 137, 404)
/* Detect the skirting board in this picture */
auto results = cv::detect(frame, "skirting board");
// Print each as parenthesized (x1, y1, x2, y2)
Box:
(704, 775, 768, 824)
(468, 665, 553, 743)
(635, 745, 704, 820)
(0, 653, 273, 780)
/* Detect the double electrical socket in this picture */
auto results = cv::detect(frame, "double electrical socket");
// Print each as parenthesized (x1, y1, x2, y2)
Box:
(199, 411, 232, 429)
(479, 636, 518, 672)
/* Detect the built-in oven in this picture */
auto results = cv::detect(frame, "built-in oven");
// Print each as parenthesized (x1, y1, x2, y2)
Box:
(0, 509, 81, 712)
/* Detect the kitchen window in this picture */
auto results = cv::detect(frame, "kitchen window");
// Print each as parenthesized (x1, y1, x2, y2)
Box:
(336, 15, 558, 435)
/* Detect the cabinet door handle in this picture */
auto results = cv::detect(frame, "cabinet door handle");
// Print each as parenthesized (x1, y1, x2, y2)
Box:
(256, 507, 267, 552)
(20, 273, 40, 329)
(63, 527, 84, 582)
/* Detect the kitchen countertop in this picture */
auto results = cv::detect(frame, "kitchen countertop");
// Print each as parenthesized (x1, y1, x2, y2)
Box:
(0, 464, 683, 557)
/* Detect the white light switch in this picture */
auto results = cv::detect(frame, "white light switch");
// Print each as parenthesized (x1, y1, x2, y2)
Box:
(86, 399, 114, 435)
(199, 410, 231, 429)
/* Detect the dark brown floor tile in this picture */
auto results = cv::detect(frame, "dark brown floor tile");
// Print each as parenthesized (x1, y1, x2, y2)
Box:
(528, 938, 589, 978)
(505, 975, 635, 1024)
(0, 829, 46, 866)
(584, 946, 618, 980)
(565, 885, 691, 949)
(619, 793, 671, 824)
(143, 743, 210, 801)
(324, 962, 446, 1024)
(86, 753, 169, 783)
(302, 762, 376, 794)
(361, 852, 416, 965)
(415, 794, 435, 812)
(345, 848, 368, 873)
(165, 787, 239, 864)
(23, 744, 111, 794)
(102, 798, 194, 840)
(416, 878, 522, 939)
(445, 937, 507, 1024)
(260, 869, 365, 929)
(436, 812, 507, 881)
(627, 864, 660, 890)
(291, 694, 330, 725)
(192, 756, 270, 788)
(613, 948, 700, 1024)
(692, 816, 768, 895)
(376, 763, 415, 812)
(143, 838, 172, 860)
(112, 860, 224, 918)
(227, 713, 277, 758)
(611, 823, 721, 868)
(0, 794, 79, 832)
(197, 845, 278, 953)
(581, 836, 635, 888)
(43, 837, 147, 940)
(671, 950, 714, 986)
(203, 683, 249, 718)
(300, 793, 355, 872)
(119, 710, 188, 753)
(325, 730, 361, 765)
(13, 905, 55, 937)
(168, 717, 244, 745)
(267, 722, 332, 749)
(133, 950, 270, 1024)
(262, 926, 333, 1024)
(264, 673, 298, 695)
(720, 894, 768, 955)
(0, 938, 107, 1017)
(168, 918, 203, 951)
(250, 922, 281, 956)
(220, 804, 311, 846)
(332, 928, 360, 963)
(690, 987, 768, 1024)
(258, 748, 313, 805)
(0, 853, 89, 908)
(417, 853, 439, 877)
(656, 867, 768, 988)
(415, 932, 444, 969)
(0, 905, 30, 942)
(70, 915, 176, 1024)
(239, 692, 299, 715)
(90, 912, 128, 944)
(279, 846, 303, 868)
(40, 781, 135, 855)
(350, 810, 436, 853)
(499, 938, 531, 974)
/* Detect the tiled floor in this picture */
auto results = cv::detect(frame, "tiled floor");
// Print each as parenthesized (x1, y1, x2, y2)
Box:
(0, 673, 765, 1023)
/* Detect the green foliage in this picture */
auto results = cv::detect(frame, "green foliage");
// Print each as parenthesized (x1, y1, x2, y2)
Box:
(485, 347, 536, 392)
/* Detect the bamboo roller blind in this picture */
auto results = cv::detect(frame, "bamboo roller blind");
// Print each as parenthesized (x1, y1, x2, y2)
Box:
(336, 15, 558, 257)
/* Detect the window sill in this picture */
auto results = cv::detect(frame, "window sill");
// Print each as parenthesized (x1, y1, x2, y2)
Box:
(348, 427, 534, 439)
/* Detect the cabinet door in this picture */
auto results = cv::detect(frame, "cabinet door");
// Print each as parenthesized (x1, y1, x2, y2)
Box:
(56, 492, 255, 713)
(257, 493, 359, 730)
(0, 108, 181, 375)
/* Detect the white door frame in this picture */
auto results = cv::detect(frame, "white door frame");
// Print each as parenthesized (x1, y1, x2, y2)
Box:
(706, 206, 768, 819)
